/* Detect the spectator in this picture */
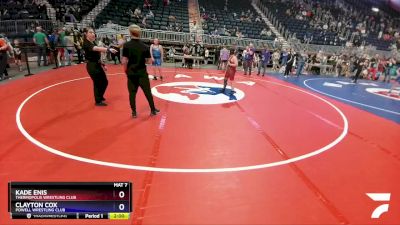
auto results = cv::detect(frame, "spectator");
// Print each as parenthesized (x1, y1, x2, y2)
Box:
(64, 32, 75, 66)
(219, 46, 229, 70)
(266, 30, 272, 37)
(204, 47, 209, 64)
(133, 7, 141, 18)
(281, 49, 288, 67)
(243, 44, 255, 75)
(284, 49, 295, 77)
(260, 28, 268, 36)
(182, 44, 189, 67)
(33, 26, 49, 66)
(56, 28, 66, 67)
(163, 0, 169, 7)
(12, 39, 23, 71)
(143, 0, 151, 10)
(73, 30, 84, 64)
(142, 17, 148, 28)
(296, 51, 307, 77)
(110, 39, 121, 65)
(48, 29, 60, 69)
(272, 49, 280, 71)
(145, 10, 154, 20)
(211, 13, 217, 21)
(37, 1, 47, 19)
(167, 46, 176, 60)
(257, 46, 270, 76)
(168, 15, 176, 23)
(64, 10, 77, 23)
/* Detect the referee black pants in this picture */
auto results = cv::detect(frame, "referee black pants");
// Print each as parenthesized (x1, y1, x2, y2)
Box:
(127, 74, 156, 112)
(86, 62, 108, 103)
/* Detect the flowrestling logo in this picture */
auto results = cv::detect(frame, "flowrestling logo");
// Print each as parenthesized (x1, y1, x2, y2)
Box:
(151, 82, 245, 104)
(366, 193, 391, 219)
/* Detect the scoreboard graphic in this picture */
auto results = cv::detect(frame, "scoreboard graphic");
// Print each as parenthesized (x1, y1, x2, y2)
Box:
(8, 182, 132, 219)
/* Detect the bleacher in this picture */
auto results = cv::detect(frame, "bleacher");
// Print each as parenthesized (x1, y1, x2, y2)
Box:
(260, 0, 398, 51)
(0, 0, 52, 41)
(0, 0, 48, 20)
(199, 0, 275, 40)
(341, 0, 398, 50)
(261, 0, 345, 46)
(94, 0, 190, 32)
(0, 20, 54, 43)
(49, 0, 99, 22)
(343, 0, 400, 21)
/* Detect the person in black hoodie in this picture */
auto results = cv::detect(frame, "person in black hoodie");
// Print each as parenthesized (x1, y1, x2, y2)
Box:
(284, 49, 294, 77)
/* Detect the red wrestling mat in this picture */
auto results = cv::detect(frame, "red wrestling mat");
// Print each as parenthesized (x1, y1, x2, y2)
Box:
(0, 64, 399, 224)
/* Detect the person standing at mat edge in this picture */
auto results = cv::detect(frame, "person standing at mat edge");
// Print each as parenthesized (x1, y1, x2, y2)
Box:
(122, 24, 160, 118)
(150, 38, 164, 81)
(82, 28, 117, 106)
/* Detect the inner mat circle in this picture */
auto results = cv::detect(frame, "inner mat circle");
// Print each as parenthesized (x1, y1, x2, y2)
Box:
(16, 74, 348, 173)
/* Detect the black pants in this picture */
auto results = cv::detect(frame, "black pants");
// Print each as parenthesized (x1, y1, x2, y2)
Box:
(111, 52, 120, 64)
(127, 74, 156, 112)
(76, 48, 83, 63)
(185, 58, 193, 69)
(86, 62, 108, 103)
(354, 68, 362, 83)
(52, 49, 59, 68)
(37, 45, 47, 66)
(284, 63, 293, 75)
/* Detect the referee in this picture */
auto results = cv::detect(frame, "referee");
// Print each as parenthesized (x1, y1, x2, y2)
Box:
(82, 28, 117, 106)
(122, 24, 159, 118)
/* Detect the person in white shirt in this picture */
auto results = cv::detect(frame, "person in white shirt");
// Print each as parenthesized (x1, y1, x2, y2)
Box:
(204, 47, 209, 64)
(242, 48, 248, 71)
(272, 50, 280, 71)
(64, 32, 75, 66)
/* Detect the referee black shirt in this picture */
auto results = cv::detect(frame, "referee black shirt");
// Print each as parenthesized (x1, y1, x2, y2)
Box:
(83, 39, 100, 62)
(122, 39, 150, 77)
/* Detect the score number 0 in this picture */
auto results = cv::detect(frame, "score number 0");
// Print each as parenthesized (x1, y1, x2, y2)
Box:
(119, 191, 125, 211)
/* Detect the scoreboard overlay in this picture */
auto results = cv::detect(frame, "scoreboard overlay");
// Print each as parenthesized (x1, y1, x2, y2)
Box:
(8, 182, 132, 219)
